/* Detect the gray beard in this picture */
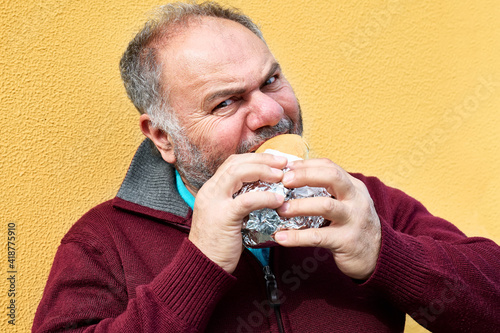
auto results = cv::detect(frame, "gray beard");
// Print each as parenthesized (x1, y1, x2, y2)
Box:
(173, 114, 303, 191)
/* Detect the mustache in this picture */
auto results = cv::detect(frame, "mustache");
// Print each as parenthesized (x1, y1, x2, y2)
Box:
(236, 116, 299, 154)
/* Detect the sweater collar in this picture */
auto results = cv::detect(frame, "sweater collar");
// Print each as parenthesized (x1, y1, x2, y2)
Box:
(112, 139, 192, 225)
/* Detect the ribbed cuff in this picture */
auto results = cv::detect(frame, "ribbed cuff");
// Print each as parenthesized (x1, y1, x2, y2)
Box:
(150, 238, 237, 328)
(365, 219, 431, 305)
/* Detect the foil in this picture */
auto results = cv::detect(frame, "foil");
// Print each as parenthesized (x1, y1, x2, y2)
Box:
(236, 180, 331, 248)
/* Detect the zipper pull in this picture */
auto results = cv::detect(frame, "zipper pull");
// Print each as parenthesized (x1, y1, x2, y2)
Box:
(263, 265, 281, 305)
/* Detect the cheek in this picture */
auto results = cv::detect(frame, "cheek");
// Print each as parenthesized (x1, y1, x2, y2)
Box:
(192, 116, 246, 153)
(184, 116, 222, 142)
(215, 120, 247, 149)
(273, 88, 300, 118)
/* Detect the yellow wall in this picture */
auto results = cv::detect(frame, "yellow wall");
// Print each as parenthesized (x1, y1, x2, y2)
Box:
(1, 1, 499, 331)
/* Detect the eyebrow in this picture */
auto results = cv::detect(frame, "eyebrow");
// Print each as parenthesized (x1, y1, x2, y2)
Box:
(204, 62, 282, 106)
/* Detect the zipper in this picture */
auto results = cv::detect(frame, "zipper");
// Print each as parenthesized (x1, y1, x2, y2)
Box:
(263, 265, 281, 305)
(245, 248, 285, 333)
(263, 264, 285, 333)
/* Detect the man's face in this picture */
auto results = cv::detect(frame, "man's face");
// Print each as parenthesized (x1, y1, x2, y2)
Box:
(160, 17, 303, 190)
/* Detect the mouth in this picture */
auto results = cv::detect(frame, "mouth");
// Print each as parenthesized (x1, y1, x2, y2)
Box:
(249, 144, 263, 153)
(249, 131, 289, 153)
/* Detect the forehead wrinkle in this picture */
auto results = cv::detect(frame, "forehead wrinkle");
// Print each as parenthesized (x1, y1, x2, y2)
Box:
(161, 16, 277, 111)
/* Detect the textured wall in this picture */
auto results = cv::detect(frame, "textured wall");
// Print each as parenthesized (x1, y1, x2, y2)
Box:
(1, 1, 499, 332)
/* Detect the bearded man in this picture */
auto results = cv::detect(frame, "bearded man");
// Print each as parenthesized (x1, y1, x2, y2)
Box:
(33, 2, 500, 332)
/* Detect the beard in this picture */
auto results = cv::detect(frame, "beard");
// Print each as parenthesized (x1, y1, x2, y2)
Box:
(173, 112, 303, 191)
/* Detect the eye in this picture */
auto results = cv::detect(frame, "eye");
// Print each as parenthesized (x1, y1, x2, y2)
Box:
(214, 98, 235, 110)
(264, 76, 277, 86)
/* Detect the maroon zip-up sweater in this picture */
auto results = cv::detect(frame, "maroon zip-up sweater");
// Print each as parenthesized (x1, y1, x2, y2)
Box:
(33, 139, 500, 332)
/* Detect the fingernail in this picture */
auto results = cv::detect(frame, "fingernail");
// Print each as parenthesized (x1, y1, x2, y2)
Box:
(282, 171, 294, 183)
(274, 155, 288, 164)
(274, 232, 287, 242)
(271, 168, 283, 176)
(274, 193, 285, 202)
(278, 202, 289, 212)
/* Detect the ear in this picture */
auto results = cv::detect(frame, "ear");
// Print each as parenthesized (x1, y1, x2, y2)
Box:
(139, 114, 176, 164)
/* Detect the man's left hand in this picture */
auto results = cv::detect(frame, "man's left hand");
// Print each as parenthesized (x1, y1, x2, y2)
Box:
(275, 158, 381, 280)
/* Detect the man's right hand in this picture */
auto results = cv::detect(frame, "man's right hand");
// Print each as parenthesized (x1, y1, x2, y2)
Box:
(188, 153, 288, 274)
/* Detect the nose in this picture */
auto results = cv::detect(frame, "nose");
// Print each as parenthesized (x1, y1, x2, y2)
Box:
(245, 91, 284, 131)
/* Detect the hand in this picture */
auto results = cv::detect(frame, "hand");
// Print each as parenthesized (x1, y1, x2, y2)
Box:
(274, 158, 381, 280)
(189, 153, 288, 274)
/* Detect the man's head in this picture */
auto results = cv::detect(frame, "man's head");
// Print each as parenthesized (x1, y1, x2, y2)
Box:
(120, 1, 303, 192)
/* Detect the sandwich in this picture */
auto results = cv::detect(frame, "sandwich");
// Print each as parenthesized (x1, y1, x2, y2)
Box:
(238, 134, 330, 248)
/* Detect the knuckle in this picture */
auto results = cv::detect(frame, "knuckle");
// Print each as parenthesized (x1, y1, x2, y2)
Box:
(222, 154, 240, 169)
(356, 192, 374, 213)
(351, 177, 363, 187)
(237, 194, 254, 211)
(328, 167, 342, 182)
(321, 158, 338, 170)
(323, 197, 336, 212)
(225, 164, 239, 177)
(225, 154, 238, 163)
(335, 170, 345, 183)
(319, 157, 333, 165)
(353, 178, 368, 193)
(310, 229, 323, 247)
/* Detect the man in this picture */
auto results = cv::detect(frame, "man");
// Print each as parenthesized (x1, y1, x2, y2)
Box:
(33, 2, 499, 332)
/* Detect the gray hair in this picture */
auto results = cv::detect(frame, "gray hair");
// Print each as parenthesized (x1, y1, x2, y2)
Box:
(119, 1, 265, 134)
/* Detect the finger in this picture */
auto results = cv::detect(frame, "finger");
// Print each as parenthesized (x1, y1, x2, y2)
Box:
(286, 158, 338, 170)
(277, 196, 349, 223)
(217, 163, 285, 195)
(274, 227, 333, 249)
(282, 160, 355, 200)
(209, 153, 286, 189)
(216, 153, 288, 178)
(230, 190, 285, 219)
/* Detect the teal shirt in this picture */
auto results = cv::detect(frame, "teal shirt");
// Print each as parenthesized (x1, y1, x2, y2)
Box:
(175, 170, 269, 266)
(175, 170, 195, 209)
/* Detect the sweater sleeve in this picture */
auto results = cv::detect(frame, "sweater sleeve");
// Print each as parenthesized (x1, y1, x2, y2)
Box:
(32, 237, 236, 333)
(356, 174, 500, 332)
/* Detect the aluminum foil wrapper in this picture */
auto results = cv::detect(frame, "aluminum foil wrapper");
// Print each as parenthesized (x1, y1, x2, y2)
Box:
(236, 179, 331, 248)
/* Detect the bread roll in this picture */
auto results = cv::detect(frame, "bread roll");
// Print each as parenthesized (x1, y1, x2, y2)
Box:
(256, 134, 309, 159)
